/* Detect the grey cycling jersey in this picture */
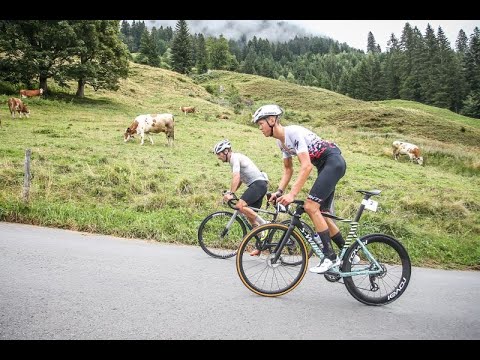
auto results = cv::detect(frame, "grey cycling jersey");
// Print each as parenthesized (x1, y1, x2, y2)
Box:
(276, 125, 341, 164)
(229, 152, 267, 186)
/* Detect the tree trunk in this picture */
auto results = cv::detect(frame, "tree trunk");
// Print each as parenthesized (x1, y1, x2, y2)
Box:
(39, 76, 48, 94)
(76, 79, 85, 98)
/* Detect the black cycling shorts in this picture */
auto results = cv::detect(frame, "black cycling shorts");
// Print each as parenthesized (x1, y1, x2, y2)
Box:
(241, 180, 268, 210)
(308, 153, 346, 211)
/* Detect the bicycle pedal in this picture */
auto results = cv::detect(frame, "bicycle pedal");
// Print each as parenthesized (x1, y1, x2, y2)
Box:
(323, 271, 341, 283)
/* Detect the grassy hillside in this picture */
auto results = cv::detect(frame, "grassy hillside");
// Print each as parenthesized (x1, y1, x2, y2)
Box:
(1, 63, 479, 270)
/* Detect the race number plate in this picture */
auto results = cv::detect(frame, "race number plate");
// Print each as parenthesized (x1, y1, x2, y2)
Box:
(361, 199, 378, 212)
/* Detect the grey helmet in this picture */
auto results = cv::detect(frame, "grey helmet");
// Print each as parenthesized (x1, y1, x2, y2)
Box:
(252, 104, 283, 123)
(213, 139, 231, 154)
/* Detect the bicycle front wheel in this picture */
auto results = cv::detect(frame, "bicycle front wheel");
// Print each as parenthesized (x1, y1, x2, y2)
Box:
(236, 223, 308, 297)
(197, 211, 247, 259)
(279, 219, 315, 265)
(343, 234, 411, 306)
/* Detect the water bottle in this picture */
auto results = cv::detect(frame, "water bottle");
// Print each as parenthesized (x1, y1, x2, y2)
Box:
(312, 233, 324, 250)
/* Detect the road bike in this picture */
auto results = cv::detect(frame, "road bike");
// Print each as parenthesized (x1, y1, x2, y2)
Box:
(197, 192, 315, 260)
(235, 189, 411, 306)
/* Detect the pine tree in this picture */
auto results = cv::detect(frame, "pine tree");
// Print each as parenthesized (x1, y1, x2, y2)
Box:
(456, 29, 468, 53)
(431, 26, 457, 109)
(465, 27, 480, 93)
(399, 24, 424, 102)
(367, 32, 378, 53)
(196, 34, 208, 74)
(462, 27, 480, 117)
(138, 28, 160, 67)
(455, 29, 469, 112)
(350, 53, 385, 100)
(384, 33, 402, 98)
(420, 24, 438, 104)
(170, 20, 193, 74)
(240, 48, 257, 74)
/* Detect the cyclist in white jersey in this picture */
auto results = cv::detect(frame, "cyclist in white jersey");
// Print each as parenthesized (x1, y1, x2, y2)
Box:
(213, 140, 269, 237)
(252, 104, 347, 274)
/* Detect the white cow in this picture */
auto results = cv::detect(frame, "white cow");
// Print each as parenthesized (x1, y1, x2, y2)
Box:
(124, 113, 175, 146)
(392, 141, 423, 165)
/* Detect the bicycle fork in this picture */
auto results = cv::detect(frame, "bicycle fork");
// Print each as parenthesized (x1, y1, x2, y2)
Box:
(221, 210, 240, 237)
(270, 210, 325, 264)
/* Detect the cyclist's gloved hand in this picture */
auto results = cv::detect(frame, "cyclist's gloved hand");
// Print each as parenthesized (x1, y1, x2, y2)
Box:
(268, 189, 283, 203)
(223, 191, 234, 204)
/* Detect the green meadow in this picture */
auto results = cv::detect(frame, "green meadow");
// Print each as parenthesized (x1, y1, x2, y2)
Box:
(1, 63, 479, 270)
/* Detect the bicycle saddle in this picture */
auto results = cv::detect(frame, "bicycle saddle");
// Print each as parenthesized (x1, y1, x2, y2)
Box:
(356, 189, 382, 196)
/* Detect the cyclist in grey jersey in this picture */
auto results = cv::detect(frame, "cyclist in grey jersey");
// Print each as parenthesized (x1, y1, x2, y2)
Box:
(252, 104, 347, 274)
(230, 152, 267, 187)
(213, 140, 269, 232)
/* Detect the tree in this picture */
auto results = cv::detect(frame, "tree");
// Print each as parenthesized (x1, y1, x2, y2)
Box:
(206, 35, 233, 70)
(196, 34, 208, 74)
(0, 20, 78, 92)
(350, 53, 385, 100)
(460, 91, 480, 118)
(67, 21, 130, 97)
(170, 20, 193, 74)
(367, 31, 379, 53)
(465, 27, 480, 93)
(137, 28, 160, 67)
(456, 29, 469, 53)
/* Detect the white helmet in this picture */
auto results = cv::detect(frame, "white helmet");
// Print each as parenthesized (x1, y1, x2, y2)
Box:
(252, 104, 283, 124)
(213, 139, 231, 154)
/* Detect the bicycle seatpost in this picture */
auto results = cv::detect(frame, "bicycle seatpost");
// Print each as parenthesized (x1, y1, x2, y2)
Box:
(354, 193, 375, 222)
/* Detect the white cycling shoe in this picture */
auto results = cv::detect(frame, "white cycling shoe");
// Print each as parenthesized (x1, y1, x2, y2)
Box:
(309, 257, 341, 274)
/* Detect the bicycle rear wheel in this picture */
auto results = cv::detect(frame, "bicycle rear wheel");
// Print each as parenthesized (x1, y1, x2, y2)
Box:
(343, 234, 411, 306)
(236, 223, 308, 297)
(197, 211, 247, 259)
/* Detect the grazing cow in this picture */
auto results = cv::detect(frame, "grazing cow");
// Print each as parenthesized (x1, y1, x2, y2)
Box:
(180, 106, 195, 115)
(124, 113, 175, 146)
(216, 114, 229, 119)
(19, 88, 43, 98)
(392, 141, 424, 165)
(7, 97, 30, 118)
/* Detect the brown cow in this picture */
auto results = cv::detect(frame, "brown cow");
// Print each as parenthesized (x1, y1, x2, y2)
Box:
(7, 97, 30, 118)
(392, 141, 424, 165)
(216, 114, 229, 119)
(19, 88, 43, 98)
(124, 113, 175, 146)
(180, 106, 195, 115)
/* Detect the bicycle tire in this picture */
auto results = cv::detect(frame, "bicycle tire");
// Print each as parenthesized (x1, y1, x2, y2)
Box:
(197, 211, 247, 259)
(342, 233, 411, 306)
(236, 223, 308, 297)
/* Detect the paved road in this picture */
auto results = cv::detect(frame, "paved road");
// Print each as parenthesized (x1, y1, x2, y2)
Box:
(1, 221, 479, 340)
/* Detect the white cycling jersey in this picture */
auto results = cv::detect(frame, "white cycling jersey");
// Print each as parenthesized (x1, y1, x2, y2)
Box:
(277, 125, 341, 164)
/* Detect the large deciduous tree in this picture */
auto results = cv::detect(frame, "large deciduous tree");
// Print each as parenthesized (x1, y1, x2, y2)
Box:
(68, 20, 130, 97)
(0, 20, 78, 92)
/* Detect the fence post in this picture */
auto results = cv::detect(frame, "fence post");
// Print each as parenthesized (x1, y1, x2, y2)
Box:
(23, 149, 31, 203)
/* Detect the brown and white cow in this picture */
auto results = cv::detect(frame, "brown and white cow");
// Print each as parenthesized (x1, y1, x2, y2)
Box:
(124, 113, 175, 146)
(180, 106, 195, 115)
(19, 88, 43, 98)
(7, 97, 30, 118)
(392, 141, 424, 165)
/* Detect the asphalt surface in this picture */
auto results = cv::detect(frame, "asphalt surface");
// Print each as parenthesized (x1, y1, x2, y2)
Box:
(1, 221, 479, 340)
